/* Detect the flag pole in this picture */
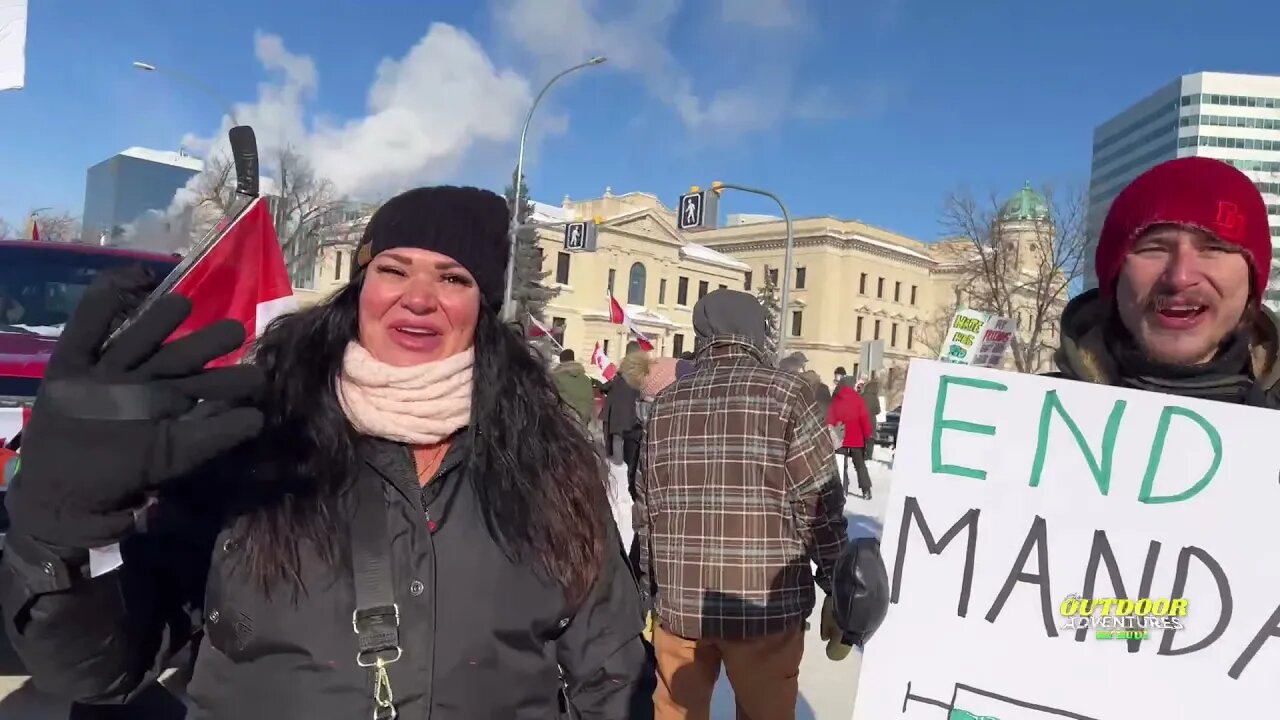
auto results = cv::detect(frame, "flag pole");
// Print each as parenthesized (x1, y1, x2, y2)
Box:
(103, 126, 261, 351)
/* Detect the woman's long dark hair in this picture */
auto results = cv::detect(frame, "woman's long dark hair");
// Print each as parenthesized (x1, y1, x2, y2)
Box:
(239, 271, 609, 605)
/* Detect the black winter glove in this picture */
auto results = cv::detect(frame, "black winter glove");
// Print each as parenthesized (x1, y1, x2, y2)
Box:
(5, 265, 266, 550)
(830, 537, 891, 647)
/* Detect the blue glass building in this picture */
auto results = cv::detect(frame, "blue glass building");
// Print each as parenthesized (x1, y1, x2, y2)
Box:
(81, 147, 203, 246)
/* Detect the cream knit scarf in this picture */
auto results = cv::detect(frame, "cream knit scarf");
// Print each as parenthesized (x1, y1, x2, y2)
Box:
(336, 342, 473, 445)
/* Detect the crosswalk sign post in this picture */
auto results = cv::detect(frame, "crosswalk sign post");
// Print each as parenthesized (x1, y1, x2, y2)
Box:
(677, 188, 718, 231)
(562, 219, 598, 252)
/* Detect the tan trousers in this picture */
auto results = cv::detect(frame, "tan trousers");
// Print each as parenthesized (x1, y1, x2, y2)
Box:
(652, 622, 805, 720)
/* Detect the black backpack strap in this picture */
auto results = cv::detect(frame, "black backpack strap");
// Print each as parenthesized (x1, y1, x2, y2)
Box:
(351, 477, 401, 720)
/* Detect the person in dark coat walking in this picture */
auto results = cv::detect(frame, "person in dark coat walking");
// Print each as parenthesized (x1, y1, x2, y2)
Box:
(1, 186, 647, 719)
(1053, 157, 1280, 409)
(601, 344, 651, 499)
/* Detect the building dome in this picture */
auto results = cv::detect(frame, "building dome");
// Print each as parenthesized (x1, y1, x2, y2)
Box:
(1001, 182, 1050, 221)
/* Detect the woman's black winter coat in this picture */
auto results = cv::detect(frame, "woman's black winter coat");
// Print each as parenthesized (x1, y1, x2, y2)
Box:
(0, 431, 648, 719)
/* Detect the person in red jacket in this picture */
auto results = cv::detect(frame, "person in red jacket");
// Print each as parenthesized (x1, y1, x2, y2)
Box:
(827, 384, 874, 499)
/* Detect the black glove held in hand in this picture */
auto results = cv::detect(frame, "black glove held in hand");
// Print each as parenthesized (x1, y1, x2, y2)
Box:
(831, 537, 891, 647)
(5, 265, 265, 549)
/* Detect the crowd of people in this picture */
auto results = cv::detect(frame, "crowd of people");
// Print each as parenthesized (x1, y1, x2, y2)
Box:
(2, 153, 1275, 719)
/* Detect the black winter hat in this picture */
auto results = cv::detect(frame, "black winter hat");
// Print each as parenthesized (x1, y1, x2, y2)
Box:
(355, 186, 511, 308)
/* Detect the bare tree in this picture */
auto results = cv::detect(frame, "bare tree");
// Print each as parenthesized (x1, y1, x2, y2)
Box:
(270, 146, 343, 254)
(184, 153, 239, 239)
(184, 147, 346, 257)
(939, 183, 1086, 374)
(914, 299, 960, 359)
(31, 210, 82, 243)
(0, 218, 10, 241)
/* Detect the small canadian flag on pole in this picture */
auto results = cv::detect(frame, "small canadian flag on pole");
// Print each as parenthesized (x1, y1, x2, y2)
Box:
(590, 341, 617, 381)
(166, 197, 297, 368)
(608, 294, 654, 351)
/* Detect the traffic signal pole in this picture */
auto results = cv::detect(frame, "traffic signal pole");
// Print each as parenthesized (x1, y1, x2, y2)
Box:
(707, 182, 795, 358)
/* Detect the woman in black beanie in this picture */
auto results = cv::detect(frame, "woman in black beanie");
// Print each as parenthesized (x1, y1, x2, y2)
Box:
(2, 186, 648, 719)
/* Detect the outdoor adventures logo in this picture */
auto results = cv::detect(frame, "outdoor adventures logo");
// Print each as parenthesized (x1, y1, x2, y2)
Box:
(1057, 593, 1188, 640)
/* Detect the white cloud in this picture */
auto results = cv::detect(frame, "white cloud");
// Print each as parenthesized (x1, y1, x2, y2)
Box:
(182, 24, 534, 200)
(491, 0, 841, 136)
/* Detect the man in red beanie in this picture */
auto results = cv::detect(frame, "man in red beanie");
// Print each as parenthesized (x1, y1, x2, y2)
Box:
(1054, 157, 1280, 406)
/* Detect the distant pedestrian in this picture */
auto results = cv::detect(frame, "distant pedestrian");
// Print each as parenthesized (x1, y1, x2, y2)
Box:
(551, 348, 595, 424)
(827, 383, 874, 499)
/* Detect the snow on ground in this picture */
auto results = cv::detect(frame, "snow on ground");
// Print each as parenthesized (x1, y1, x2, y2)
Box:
(610, 447, 896, 719)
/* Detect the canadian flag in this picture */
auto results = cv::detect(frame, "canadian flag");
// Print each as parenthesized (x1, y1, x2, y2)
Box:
(590, 341, 617, 381)
(166, 197, 297, 368)
(608, 294, 654, 351)
(527, 314, 564, 349)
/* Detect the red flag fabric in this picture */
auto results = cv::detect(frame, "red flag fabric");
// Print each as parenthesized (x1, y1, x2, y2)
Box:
(167, 197, 296, 368)
(608, 294, 654, 351)
(29, 218, 38, 241)
(590, 341, 617, 381)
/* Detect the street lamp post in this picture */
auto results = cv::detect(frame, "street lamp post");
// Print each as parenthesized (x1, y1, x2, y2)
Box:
(709, 182, 796, 357)
(501, 56, 607, 324)
(132, 61, 241, 127)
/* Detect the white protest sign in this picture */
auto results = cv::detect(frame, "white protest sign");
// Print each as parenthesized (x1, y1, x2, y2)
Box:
(853, 359, 1280, 720)
(939, 309, 1015, 368)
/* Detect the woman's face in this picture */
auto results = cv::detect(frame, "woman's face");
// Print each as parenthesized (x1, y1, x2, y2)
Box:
(357, 247, 481, 367)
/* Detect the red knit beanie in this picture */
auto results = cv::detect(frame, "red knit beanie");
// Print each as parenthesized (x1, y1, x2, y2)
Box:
(1095, 157, 1271, 307)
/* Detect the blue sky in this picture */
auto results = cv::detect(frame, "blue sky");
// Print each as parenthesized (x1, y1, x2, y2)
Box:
(1, 0, 1278, 242)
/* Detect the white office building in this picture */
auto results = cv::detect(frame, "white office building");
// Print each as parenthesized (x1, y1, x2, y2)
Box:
(1086, 72, 1280, 306)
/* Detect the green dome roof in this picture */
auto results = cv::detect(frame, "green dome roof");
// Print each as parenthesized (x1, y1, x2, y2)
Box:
(1001, 182, 1050, 221)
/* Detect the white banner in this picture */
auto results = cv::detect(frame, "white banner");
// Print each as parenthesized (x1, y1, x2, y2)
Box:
(0, 0, 27, 92)
(853, 359, 1280, 719)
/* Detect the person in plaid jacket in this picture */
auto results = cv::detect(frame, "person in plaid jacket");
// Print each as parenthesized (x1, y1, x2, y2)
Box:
(633, 289, 849, 720)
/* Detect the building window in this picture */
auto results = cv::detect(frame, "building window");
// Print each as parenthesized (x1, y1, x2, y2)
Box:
(910, 285, 918, 305)
(876, 277, 885, 298)
(698, 280, 709, 299)
(874, 319, 881, 340)
(552, 316, 567, 346)
(556, 252, 571, 284)
(334, 251, 344, 281)
(796, 267, 806, 289)
(744, 271, 753, 290)
(791, 311, 803, 337)
(852, 362, 860, 378)
(859, 273, 867, 294)
(677, 276, 689, 305)
(603, 339, 610, 355)
(907, 325, 915, 349)
(767, 267, 779, 285)
(894, 281, 901, 303)
(891, 323, 899, 347)
(607, 268, 616, 295)
(718, 284, 727, 291)
(627, 262, 647, 305)
(659, 278, 668, 305)
(673, 333, 685, 356)
(856, 316, 864, 341)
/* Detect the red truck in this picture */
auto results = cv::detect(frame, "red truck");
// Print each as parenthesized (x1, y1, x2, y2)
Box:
(0, 240, 180, 539)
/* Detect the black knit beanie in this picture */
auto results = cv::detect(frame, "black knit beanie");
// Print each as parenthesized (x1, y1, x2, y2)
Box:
(355, 186, 511, 308)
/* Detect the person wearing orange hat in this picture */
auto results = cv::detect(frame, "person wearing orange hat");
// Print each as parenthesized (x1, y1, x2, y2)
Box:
(1054, 157, 1280, 407)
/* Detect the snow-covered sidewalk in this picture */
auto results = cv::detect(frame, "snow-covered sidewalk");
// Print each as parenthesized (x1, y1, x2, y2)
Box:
(611, 449, 895, 719)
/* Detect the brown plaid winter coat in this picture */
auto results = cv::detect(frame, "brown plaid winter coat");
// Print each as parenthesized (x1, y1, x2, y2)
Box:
(633, 336, 848, 640)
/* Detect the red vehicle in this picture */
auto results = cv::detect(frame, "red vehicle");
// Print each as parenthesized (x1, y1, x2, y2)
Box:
(0, 240, 180, 540)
